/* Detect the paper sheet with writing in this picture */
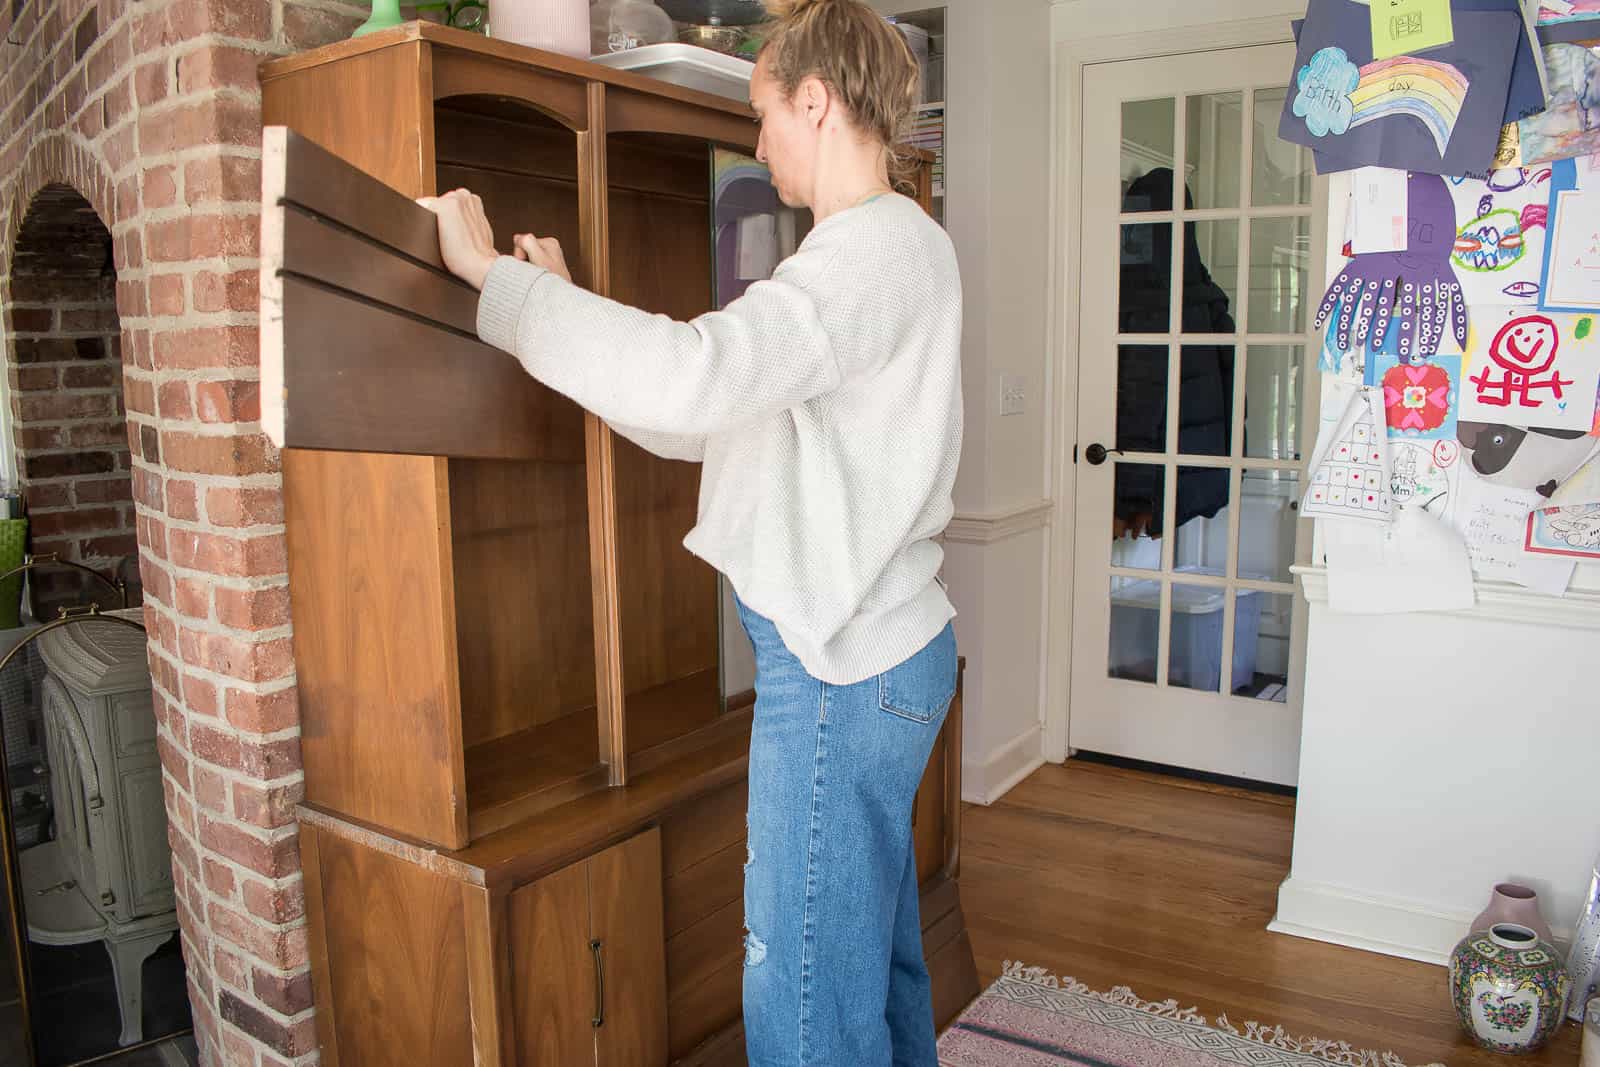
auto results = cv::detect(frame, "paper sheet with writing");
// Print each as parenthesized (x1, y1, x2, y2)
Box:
(1350, 166, 1409, 252)
(1542, 190, 1600, 312)
(1324, 504, 1476, 613)
(1371, 0, 1455, 59)
(1451, 474, 1578, 592)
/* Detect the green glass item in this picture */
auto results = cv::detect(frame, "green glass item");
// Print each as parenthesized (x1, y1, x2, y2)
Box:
(353, 0, 405, 37)
(417, 0, 488, 32)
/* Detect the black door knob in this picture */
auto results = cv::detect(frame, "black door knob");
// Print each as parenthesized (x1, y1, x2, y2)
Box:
(1084, 443, 1111, 465)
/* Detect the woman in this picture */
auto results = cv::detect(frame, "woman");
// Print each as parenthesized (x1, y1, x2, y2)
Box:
(421, 1, 962, 1062)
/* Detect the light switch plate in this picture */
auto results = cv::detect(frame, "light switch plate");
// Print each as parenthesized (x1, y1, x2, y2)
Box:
(1000, 374, 1026, 417)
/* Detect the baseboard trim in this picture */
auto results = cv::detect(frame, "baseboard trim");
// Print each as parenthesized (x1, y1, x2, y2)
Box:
(962, 725, 1044, 805)
(1269, 876, 1574, 966)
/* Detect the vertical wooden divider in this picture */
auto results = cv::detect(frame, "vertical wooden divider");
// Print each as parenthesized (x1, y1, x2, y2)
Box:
(579, 81, 628, 786)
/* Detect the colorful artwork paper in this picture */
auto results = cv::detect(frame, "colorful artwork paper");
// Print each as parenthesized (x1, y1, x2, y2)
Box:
(1515, 43, 1600, 168)
(1540, 189, 1600, 310)
(1371, 0, 1455, 60)
(1373, 353, 1463, 439)
(1458, 307, 1600, 431)
(1524, 500, 1600, 556)
(1302, 386, 1395, 521)
(1448, 167, 1554, 307)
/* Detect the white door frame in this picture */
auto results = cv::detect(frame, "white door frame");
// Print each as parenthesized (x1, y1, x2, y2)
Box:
(1042, 16, 1327, 765)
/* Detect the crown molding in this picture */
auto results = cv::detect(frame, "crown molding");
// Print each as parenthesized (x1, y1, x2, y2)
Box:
(944, 500, 1054, 546)
(1294, 565, 1600, 629)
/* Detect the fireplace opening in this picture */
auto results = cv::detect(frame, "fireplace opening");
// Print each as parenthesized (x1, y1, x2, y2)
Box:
(1, 185, 190, 1065)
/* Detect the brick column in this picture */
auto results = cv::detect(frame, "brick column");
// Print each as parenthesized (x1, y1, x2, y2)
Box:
(1, 2, 379, 1065)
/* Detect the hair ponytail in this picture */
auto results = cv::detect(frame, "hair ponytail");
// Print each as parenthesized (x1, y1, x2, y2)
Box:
(760, 0, 922, 193)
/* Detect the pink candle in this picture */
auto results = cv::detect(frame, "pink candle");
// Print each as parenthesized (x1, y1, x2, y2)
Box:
(489, 0, 590, 58)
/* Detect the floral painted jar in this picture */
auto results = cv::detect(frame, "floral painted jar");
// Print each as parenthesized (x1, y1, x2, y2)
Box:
(1450, 923, 1571, 1054)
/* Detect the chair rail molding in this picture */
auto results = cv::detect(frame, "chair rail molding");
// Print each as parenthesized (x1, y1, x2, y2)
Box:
(944, 500, 1054, 545)
(1295, 565, 1600, 630)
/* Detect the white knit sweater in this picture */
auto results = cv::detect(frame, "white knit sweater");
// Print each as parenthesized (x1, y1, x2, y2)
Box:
(476, 192, 963, 685)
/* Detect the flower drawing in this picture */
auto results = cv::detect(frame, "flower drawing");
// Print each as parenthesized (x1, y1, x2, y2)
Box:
(1383, 361, 1452, 433)
(1478, 990, 1534, 1032)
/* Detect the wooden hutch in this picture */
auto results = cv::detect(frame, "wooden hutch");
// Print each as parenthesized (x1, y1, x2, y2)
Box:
(256, 22, 977, 1065)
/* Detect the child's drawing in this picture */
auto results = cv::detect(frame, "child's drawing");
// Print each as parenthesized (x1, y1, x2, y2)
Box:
(1460, 309, 1600, 432)
(1390, 438, 1461, 518)
(1375, 353, 1461, 441)
(1518, 43, 1600, 166)
(1302, 387, 1393, 523)
(1450, 168, 1553, 305)
(1525, 502, 1600, 559)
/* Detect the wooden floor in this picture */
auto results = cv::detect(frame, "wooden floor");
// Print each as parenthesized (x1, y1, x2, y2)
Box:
(961, 760, 1585, 1066)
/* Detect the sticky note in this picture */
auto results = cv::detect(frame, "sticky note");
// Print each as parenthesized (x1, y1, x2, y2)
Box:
(1370, 0, 1454, 61)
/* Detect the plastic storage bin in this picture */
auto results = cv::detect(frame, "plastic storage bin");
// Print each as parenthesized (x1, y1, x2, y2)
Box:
(1108, 574, 1260, 693)
(587, 43, 754, 101)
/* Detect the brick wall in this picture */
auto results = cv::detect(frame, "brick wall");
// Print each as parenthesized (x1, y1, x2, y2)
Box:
(8, 184, 139, 615)
(0, 1, 379, 1064)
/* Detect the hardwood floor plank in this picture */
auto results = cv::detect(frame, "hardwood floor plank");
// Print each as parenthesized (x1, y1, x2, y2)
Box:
(960, 759, 1583, 1067)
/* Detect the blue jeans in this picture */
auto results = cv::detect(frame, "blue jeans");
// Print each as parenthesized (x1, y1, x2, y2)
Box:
(736, 598, 956, 1067)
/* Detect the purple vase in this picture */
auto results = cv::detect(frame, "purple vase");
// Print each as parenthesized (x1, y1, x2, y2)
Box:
(1472, 883, 1556, 946)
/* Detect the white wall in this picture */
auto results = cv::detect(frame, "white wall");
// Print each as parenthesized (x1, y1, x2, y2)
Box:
(872, 0, 1056, 802)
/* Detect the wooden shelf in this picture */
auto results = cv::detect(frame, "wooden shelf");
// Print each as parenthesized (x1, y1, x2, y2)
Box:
(465, 709, 606, 839)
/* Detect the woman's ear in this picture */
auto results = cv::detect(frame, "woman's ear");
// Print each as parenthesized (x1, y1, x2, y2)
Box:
(798, 75, 831, 129)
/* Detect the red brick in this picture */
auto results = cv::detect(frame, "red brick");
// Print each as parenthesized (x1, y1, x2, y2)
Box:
(171, 0, 273, 41)
(184, 672, 221, 719)
(242, 877, 305, 926)
(139, 559, 172, 605)
(103, 77, 133, 132)
(155, 383, 192, 424)
(147, 272, 184, 316)
(65, 423, 131, 453)
(206, 487, 282, 529)
(124, 376, 156, 417)
(138, 96, 259, 157)
(282, 1, 363, 51)
(213, 945, 250, 994)
(157, 734, 190, 792)
(9, 307, 53, 332)
(200, 815, 297, 880)
(30, 507, 123, 538)
(223, 686, 298, 737)
(160, 430, 278, 477)
(209, 902, 299, 971)
(116, 176, 138, 224)
(251, 966, 313, 1016)
(239, 737, 302, 781)
(145, 213, 256, 263)
(215, 586, 291, 633)
(134, 60, 168, 107)
(168, 822, 199, 878)
(231, 778, 302, 829)
(23, 483, 71, 509)
(18, 391, 115, 422)
(194, 767, 228, 817)
(17, 427, 64, 451)
(193, 380, 261, 425)
(60, 307, 119, 333)
(176, 577, 210, 619)
(73, 476, 134, 505)
(13, 366, 59, 391)
(102, 122, 136, 175)
(165, 783, 196, 836)
(166, 479, 200, 521)
(191, 722, 242, 770)
(152, 327, 258, 372)
(142, 514, 168, 559)
(192, 270, 258, 315)
(64, 363, 119, 389)
(169, 529, 286, 577)
(186, 155, 261, 206)
(177, 44, 266, 95)
(202, 855, 236, 897)
(115, 279, 146, 318)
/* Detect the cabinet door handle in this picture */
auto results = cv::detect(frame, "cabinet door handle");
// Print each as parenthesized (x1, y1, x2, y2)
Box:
(590, 938, 605, 1030)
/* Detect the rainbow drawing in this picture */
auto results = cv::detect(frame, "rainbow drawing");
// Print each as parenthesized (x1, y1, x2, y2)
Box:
(1348, 57, 1469, 158)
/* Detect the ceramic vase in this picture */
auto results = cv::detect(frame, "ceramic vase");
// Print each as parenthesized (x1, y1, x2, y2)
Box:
(1472, 883, 1556, 946)
(1568, 858, 1600, 1021)
(489, 0, 590, 57)
(353, 0, 405, 37)
(1450, 923, 1571, 1054)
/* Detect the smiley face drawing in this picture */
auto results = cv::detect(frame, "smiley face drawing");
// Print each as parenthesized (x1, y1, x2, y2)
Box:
(1469, 314, 1572, 409)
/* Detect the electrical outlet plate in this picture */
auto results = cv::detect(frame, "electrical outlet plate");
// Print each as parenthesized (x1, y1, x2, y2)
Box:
(1000, 374, 1026, 416)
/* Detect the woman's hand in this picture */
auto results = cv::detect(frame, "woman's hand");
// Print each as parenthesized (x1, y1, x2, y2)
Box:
(512, 233, 573, 284)
(416, 188, 499, 291)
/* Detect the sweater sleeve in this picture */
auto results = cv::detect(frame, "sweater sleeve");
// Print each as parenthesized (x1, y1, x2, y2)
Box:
(476, 243, 842, 437)
(605, 421, 706, 462)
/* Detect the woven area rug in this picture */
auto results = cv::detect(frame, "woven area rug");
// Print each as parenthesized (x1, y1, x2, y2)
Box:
(937, 963, 1446, 1067)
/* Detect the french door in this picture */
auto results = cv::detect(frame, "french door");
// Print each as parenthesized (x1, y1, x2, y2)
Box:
(1068, 44, 1324, 786)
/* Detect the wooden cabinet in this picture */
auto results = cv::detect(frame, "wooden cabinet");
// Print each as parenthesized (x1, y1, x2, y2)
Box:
(260, 21, 978, 1065)
(508, 830, 667, 1066)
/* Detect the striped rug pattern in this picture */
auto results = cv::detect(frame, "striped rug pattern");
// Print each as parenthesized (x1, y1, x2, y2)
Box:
(937, 964, 1444, 1067)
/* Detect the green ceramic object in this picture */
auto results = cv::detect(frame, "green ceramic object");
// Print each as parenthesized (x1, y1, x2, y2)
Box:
(353, 0, 405, 37)
(1449, 923, 1571, 1054)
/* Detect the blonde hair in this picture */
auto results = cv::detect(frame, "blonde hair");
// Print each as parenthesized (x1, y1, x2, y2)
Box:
(760, 0, 922, 192)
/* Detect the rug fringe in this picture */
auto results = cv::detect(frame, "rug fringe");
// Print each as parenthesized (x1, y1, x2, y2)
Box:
(1000, 962, 1446, 1067)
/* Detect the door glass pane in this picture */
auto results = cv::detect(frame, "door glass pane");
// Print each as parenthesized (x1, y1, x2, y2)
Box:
(1244, 345, 1303, 460)
(1252, 88, 1313, 207)
(1112, 463, 1165, 567)
(1108, 575, 1160, 684)
(1120, 222, 1171, 332)
(1179, 345, 1235, 456)
(1235, 591, 1292, 702)
(1186, 92, 1243, 209)
(1174, 466, 1230, 577)
(1182, 220, 1239, 331)
(1247, 215, 1310, 334)
(1238, 469, 1300, 582)
(1121, 98, 1176, 213)
(1168, 582, 1230, 693)
(1116, 345, 1168, 453)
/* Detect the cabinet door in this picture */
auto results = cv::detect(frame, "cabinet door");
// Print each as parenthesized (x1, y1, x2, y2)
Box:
(509, 861, 596, 1066)
(590, 828, 668, 1066)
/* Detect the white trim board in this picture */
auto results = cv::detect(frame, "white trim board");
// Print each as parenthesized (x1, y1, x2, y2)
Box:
(1296, 566, 1600, 630)
(945, 500, 1053, 545)
(1270, 877, 1574, 966)
(962, 724, 1045, 806)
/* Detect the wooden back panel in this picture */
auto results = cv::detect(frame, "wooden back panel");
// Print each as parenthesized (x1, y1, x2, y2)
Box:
(606, 134, 720, 704)
(263, 42, 471, 848)
(435, 102, 600, 745)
